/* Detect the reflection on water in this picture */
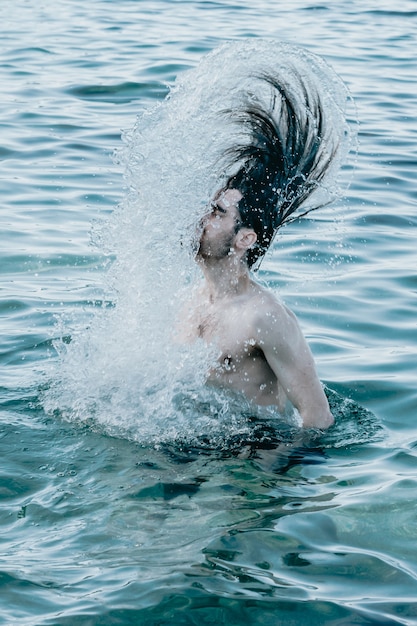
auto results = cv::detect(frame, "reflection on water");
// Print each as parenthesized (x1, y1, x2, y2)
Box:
(1, 404, 412, 625)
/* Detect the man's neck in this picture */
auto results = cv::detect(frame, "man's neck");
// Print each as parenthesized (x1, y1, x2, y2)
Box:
(200, 255, 252, 301)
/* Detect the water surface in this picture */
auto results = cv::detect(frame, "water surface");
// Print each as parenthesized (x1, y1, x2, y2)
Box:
(1, 1, 416, 624)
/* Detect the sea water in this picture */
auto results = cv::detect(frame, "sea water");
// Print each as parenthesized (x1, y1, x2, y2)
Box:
(1, 1, 416, 624)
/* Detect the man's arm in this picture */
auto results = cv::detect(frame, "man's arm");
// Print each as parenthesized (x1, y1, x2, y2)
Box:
(255, 302, 334, 429)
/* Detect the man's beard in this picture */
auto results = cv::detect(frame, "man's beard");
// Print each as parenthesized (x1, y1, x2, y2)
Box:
(196, 231, 235, 261)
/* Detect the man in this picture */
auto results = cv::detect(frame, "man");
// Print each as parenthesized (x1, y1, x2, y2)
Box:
(185, 71, 345, 429)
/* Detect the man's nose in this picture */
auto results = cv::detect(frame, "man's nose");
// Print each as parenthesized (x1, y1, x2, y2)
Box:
(199, 211, 211, 229)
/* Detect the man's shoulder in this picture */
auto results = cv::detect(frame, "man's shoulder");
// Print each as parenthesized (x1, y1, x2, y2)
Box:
(247, 283, 300, 339)
(249, 281, 293, 317)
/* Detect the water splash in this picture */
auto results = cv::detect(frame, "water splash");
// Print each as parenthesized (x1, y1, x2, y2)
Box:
(43, 39, 354, 446)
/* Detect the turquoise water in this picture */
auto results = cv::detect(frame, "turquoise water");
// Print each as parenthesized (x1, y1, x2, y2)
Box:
(1, 1, 416, 624)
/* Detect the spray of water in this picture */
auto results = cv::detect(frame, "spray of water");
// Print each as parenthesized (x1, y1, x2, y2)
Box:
(43, 40, 353, 447)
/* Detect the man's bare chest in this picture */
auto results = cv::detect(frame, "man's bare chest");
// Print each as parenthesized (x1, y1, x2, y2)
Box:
(195, 303, 260, 364)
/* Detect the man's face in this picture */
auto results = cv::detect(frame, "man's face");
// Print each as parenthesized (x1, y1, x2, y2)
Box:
(196, 188, 243, 261)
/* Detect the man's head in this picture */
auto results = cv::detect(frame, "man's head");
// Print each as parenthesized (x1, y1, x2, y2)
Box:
(197, 188, 257, 264)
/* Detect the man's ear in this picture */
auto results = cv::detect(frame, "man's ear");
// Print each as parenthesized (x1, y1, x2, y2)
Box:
(235, 228, 257, 251)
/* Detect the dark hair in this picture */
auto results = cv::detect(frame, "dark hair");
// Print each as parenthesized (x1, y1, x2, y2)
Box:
(223, 72, 341, 268)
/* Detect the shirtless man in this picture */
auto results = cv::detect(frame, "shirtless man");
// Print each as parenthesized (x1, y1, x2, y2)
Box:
(184, 71, 346, 429)
(191, 188, 333, 430)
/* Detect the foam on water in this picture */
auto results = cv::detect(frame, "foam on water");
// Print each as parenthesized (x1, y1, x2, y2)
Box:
(43, 39, 354, 446)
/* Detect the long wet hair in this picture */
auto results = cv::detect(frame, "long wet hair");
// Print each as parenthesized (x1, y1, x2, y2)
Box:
(223, 72, 341, 268)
